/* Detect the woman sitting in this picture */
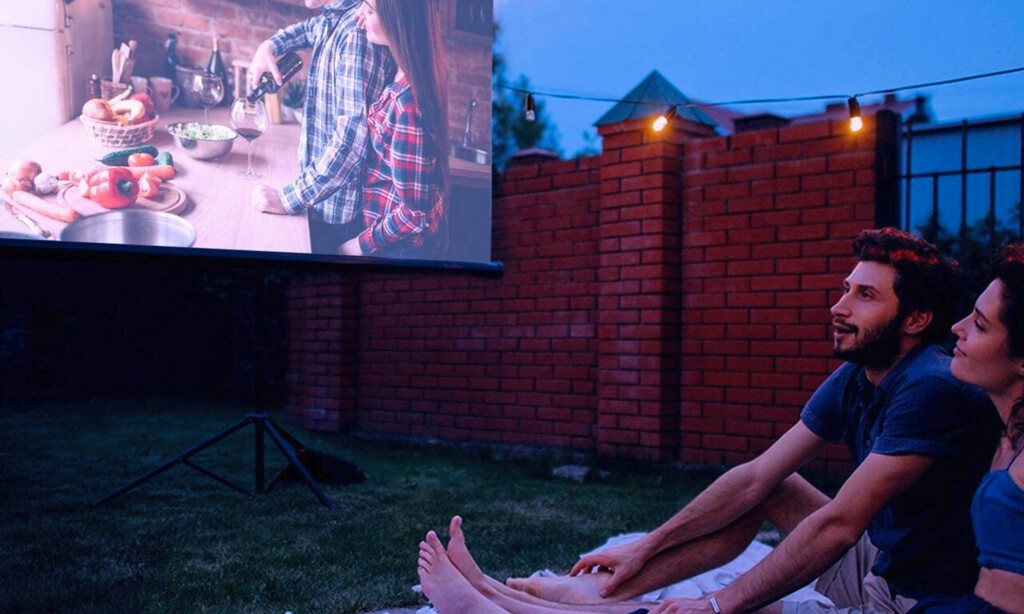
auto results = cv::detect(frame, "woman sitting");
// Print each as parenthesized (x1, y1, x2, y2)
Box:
(913, 243, 1024, 613)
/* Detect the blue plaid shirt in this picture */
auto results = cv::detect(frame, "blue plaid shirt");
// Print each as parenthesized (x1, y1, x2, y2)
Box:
(268, 0, 394, 223)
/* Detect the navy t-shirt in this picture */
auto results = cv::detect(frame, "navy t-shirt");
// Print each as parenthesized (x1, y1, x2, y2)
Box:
(800, 344, 1001, 600)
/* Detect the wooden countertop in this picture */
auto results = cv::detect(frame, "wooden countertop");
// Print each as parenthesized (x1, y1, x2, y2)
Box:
(0, 106, 311, 254)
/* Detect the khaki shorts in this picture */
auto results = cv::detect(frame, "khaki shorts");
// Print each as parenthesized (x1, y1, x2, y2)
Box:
(782, 534, 917, 614)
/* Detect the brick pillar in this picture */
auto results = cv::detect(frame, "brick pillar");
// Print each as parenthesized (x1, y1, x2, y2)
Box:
(594, 116, 690, 461)
(283, 272, 361, 431)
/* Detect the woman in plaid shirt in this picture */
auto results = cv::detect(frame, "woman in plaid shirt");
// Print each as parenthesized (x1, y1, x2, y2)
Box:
(339, 0, 449, 259)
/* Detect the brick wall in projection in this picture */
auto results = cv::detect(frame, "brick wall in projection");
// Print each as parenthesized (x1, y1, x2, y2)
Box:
(110, 0, 491, 146)
(284, 113, 882, 473)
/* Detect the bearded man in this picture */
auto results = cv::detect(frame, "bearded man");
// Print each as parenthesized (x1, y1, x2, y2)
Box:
(435, 228, 1002, 614)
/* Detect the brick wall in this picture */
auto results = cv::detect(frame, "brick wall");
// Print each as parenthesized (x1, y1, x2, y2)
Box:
(110, 0, 491, 146)
(283, 113, 884, 472)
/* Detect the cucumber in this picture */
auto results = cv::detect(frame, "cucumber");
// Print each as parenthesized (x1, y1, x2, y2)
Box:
(99, 145, 159, 167)
(155, 151, 174, 167)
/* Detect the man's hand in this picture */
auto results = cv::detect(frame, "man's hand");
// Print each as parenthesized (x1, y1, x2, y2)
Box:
(649, 597, 717, 613)
(248, 41, 282, 90)
(251, 184, 289, 214)
(569, 541, 645, 599)
(339, 237, 362, 256)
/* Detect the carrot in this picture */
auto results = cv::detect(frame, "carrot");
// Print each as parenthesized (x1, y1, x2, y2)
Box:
(124, 165, 176, 181)
(11, 190, 78, 223)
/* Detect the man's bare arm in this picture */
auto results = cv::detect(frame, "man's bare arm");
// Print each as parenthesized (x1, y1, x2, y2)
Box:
(711, 452, 933, 613)
(574, 423, 829, 596)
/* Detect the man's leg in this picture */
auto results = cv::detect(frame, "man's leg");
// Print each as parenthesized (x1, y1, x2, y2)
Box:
(506, 474, 832, 603)
(447, 515, 652, 613)
(420, 529, 648, 614)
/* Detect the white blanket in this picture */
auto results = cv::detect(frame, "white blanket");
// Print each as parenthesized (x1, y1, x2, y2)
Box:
(416, 533, 833, 613)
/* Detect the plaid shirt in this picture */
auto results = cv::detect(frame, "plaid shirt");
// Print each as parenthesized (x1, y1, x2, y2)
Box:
(357, 76, 445, 257)
(268, 0, 394, 223)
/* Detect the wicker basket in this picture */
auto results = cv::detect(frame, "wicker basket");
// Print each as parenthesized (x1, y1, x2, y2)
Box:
(80, 115, 160, 148)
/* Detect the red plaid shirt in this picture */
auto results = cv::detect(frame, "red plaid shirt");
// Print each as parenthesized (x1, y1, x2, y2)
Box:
(357, 76, 445, 258)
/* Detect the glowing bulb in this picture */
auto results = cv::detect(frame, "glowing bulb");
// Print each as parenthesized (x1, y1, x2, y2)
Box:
(847, 97, 863, 133)
(525, 93, 536, 122)
(652, 105, 677, 132)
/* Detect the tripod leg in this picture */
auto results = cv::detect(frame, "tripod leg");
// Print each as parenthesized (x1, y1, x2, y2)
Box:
(262, 420, 335, 510)
(255, 418, 265, 494)
(92, 416, 255, 507)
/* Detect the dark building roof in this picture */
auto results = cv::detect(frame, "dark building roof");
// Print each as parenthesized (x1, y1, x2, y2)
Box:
(594, 70, 720, 130)
(594, 71, 933, 136)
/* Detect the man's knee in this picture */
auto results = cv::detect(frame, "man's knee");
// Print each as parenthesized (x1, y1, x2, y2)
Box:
(761, 474, 831, 535)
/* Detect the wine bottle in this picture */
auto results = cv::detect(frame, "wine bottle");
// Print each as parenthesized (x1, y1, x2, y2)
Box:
(246, 52, 303, 103)
(164, 33, 179, 80)
(206, 37, 230, 104)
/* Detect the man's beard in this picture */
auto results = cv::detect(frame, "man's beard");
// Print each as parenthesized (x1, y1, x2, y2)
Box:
(833, 314, 904, 370)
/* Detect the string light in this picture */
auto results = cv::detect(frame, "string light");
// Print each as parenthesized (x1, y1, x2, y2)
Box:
(500, 63, 1024, 129)
(652, 105, 678, 132)
(848, 97, 863, 132)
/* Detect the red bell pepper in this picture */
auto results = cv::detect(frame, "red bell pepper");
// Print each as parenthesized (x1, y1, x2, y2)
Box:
(138, 172, 162, 198)
(88, 167, 138, 209)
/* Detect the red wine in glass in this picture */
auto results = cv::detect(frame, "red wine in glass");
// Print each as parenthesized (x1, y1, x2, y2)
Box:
(230, 98, 268, 179)
(236, 128, 264, 141)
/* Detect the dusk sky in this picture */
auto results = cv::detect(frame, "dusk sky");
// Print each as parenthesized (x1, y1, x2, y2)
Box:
(494, 0, 1024, 156)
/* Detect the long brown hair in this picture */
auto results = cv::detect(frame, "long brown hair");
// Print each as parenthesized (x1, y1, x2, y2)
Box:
(992, 243, 1024, 448)
(375, 0, 449, 196)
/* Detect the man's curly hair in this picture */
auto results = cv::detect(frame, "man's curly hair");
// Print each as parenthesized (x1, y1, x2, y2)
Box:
(852, 227, 962, 344)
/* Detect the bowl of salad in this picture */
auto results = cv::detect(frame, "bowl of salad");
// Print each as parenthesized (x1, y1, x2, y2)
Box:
(165, 122, 238, 160)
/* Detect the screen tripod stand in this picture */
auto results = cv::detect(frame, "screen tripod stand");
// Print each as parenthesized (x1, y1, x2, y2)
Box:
(92, 412, 335, 510)
(92, 268, 335, 507)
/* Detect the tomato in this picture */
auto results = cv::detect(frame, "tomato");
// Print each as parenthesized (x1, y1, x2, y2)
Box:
(127, 152, 156, 167)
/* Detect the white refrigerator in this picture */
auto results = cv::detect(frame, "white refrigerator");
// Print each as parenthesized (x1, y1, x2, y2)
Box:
(0, 0, 113, 155)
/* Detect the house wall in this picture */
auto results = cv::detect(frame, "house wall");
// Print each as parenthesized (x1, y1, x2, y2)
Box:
(284, 114, 882, 473)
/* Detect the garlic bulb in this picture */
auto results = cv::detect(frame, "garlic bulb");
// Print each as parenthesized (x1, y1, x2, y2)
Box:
(33, 173, 59, 195)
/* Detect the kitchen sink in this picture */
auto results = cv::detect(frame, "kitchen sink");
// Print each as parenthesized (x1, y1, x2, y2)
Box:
(450, 143, 490, 165)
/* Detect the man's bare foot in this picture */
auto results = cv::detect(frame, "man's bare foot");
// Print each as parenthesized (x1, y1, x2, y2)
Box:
(419, 530, 508, 614)
(506, 572, 612, 604)
(443, 517, 653, 614)
(447, 515, 490, 587)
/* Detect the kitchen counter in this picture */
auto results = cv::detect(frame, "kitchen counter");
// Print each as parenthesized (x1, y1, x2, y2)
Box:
(0, 106, 311, 254)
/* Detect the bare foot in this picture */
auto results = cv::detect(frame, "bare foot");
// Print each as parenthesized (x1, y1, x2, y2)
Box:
(444, 517, 652, 614)
(419, 530, 508, 614)
(506, 572, 611, 604)
(447, 515, 490, 586)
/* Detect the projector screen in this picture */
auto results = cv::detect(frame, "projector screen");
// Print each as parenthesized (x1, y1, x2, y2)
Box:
(0, 0, 493, 268)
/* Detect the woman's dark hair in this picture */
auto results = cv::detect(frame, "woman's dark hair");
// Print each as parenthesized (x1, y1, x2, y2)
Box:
(852, 227, 963, 344)
(991, 242, 1024, 445)
(375, 0, 449, 196)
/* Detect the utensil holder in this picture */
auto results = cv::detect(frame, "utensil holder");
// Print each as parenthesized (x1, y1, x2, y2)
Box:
(101, 79, 131, 101)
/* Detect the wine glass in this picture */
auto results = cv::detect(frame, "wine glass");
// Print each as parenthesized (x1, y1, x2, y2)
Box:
(230, 98, 269, 180)
(190, 72, 224, 124)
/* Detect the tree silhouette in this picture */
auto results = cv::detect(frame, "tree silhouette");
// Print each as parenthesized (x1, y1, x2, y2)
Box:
(491, 22, 561, 173)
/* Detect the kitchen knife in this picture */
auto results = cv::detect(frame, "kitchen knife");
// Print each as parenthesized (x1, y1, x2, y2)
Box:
(3, 199, 52, 239)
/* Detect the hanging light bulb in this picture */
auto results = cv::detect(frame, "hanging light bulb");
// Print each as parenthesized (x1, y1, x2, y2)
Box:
(848, 97, 863, 132)
(653, 104, 678, 132)
(525, 93, 536, 122)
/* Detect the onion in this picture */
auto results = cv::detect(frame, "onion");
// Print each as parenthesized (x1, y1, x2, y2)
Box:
(2, 176, 34, 199)
(7, 160, 42, 182)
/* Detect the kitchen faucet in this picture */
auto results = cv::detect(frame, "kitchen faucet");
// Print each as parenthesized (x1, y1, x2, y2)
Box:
(462, 99, 477, 148)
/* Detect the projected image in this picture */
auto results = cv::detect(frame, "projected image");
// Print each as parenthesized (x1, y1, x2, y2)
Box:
(0, 0, 492, 265)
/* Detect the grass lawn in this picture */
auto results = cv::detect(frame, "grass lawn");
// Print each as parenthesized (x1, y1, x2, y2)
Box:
(0, 398, 736, 613)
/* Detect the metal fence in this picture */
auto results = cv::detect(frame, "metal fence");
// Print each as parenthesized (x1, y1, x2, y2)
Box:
(901, 114, 1024, 247)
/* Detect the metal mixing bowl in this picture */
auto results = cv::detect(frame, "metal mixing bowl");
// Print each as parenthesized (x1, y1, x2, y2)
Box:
(61, 210, 196, 248)
(166, 122, 238, 160)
